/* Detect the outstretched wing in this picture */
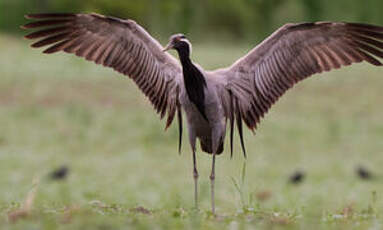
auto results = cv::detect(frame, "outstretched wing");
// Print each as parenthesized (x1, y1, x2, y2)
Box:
(214, 22, 383, 156)
(23, 13, 183, 129)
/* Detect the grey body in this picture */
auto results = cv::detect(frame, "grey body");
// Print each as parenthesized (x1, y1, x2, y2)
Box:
(180, 70, 226, 154)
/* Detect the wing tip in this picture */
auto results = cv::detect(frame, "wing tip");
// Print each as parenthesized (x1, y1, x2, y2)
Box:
(346, 22, 383, 31)
(30, 43, 40, 48)
(25, 13, 76, 19)
(24, 34, 34, 39)
(24, 14, 33, 19)
(42, 48, 57, 54)
(22, 13, 77, 29)
(21, 22, 37, 29)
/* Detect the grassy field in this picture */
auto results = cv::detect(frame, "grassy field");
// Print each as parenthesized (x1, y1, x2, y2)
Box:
(1, 33, 383, 229)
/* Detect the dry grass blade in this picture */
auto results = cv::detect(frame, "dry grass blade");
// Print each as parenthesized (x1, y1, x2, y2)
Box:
(8, 177, 40, 223)
(129, 206, 152, 215)
(256, 190, 272, 202)
(341, 204, 354, 218)
(60, 205, 81, 224)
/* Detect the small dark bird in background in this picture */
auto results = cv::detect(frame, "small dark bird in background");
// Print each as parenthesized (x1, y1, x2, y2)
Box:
(356, 166, 373, 180)
(289, 170, 305, 184)
(49, 166, 69, 181)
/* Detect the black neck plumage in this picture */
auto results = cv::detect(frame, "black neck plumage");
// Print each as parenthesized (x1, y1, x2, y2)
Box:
(176, 44, 208, 121)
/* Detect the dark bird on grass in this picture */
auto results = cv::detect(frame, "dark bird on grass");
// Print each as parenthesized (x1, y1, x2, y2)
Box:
(49, 166, 69, 181)
(22, 13, 383, 214)
(356, 166, 373, 180)
(289, 170, 305, 184)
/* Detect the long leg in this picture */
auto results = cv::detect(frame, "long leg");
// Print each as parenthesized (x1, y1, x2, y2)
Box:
(188, 128, 198, 210)
(210, 150, 216, 214)
(192, 145, 199, 210)
(210, 125, 225, 214)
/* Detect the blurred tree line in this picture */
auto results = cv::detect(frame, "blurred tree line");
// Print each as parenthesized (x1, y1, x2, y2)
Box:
(1, 0, 383, 41)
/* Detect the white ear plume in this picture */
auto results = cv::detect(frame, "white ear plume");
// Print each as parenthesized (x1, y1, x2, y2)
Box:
(180, 38, 192, 54)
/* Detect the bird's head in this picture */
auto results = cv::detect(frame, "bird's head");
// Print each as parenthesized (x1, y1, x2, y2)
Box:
(163, 33, 192, 54)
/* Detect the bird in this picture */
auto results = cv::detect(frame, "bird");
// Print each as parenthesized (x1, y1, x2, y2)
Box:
(22, 12, 383, 214)
(49, 166, 69, 181)
(356, 166, 373, 180)
(289, 170, 305, 184)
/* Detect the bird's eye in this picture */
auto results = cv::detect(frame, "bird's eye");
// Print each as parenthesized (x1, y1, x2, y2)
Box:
(180, 35, 186, 39)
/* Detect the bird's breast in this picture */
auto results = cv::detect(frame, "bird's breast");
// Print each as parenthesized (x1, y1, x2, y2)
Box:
(180, 86, 225, 137)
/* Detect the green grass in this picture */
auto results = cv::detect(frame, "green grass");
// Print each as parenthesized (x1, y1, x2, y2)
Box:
(1, 33, 383, 229)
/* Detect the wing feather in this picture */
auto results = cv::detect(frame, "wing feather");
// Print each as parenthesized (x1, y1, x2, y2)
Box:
(23, 13, 183, 128)
(215, 21, 383, 134)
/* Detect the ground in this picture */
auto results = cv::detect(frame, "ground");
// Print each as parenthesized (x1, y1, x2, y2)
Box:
(0, 34, 383, 229)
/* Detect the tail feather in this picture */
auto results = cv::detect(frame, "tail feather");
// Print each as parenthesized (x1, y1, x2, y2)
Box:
(200, 137, 224, 155)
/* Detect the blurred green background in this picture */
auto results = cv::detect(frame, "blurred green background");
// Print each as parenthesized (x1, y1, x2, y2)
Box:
(2, 0, 383, 40)
(1, 1, 383, 229)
